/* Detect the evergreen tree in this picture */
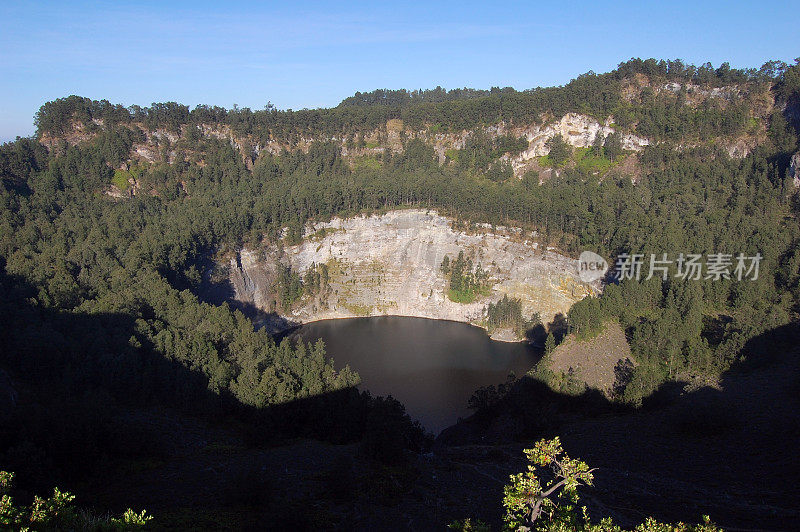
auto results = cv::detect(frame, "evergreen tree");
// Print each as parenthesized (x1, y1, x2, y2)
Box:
(592, 131, 605, 157)
(604, 131, 623, 161)
(545, 333, 556, 355)
(545, 134, 571, 166)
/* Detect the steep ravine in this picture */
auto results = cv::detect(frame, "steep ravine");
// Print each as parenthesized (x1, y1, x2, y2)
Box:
(222, 210, 596, 340)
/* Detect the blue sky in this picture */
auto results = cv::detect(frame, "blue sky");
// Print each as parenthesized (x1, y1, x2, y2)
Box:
(0, 1, 796, 142)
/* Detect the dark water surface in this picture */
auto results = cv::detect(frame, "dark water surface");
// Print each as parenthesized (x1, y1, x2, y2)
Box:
(293, 316, 541, 434)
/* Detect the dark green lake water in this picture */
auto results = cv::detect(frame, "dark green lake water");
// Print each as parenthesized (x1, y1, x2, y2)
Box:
(293, 316, 540, 434)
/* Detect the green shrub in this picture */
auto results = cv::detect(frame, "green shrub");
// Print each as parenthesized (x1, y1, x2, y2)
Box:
(0, 471, 152, 530)
(442, 251, 489, 303)
(456, 438, 720, 531)
(111, 169, 131, 190)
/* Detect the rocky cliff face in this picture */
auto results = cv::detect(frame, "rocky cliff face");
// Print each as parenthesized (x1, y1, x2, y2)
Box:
(791, 151, 800, 189)
(501, 113, 649, 177)
(121, 112, 649, 179)
(227, 210, 597, 340)
(46, 78, 765, 190)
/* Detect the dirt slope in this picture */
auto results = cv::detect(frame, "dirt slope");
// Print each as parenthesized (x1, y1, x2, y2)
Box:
(547, 320, 633, 395)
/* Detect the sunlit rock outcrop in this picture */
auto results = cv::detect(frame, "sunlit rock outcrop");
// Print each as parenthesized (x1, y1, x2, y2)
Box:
(228, 210, 598, 340)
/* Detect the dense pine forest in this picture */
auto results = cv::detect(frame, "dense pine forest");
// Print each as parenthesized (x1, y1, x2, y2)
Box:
(1, 57, 800, 529)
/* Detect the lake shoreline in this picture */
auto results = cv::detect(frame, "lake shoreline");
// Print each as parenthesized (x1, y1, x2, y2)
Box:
(292, 316, 542, 434)
(275, 313, 532, 345)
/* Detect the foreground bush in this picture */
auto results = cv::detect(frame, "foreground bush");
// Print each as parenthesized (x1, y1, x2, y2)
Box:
(452, 437, 721, 531)
(0, 471, 151, 531)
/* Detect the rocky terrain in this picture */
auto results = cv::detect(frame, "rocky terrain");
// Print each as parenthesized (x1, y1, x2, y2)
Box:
(44, 111, 652, 181)
(223, 209, 597, 340)
(41, 77, 768, 195)
(543, 320, 634, 396)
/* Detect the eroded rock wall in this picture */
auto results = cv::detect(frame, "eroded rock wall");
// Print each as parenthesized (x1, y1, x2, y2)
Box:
(228, 210, 597, 340)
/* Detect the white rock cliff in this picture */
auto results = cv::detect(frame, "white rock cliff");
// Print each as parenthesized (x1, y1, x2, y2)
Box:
(227, 210, 598, 340)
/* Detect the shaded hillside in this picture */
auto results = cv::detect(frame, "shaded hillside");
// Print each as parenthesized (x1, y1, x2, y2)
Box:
(67, 322, 800, 530)
(437, 323, 800, 529)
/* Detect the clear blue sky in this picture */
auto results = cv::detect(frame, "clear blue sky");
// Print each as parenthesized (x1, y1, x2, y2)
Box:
(1, 0, 796, 142)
